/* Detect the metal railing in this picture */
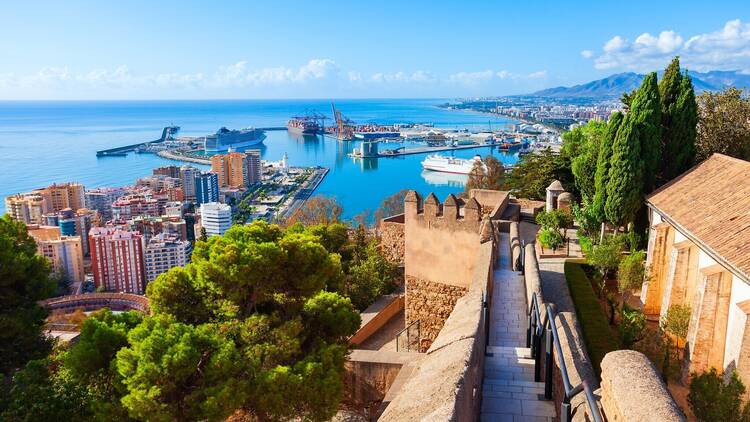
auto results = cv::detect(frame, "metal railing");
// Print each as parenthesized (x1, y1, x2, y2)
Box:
(527, 293, 603, 422)
(396, 319, 421, 352)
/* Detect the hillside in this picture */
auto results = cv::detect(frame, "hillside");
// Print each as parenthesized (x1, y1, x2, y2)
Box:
(531, 70, 750, 98)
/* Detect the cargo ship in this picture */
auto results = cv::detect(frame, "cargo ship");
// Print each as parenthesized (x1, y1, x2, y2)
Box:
(287, 118, 321, 135)
(203, 127, 266, 153)
(421, 154, 485, 175)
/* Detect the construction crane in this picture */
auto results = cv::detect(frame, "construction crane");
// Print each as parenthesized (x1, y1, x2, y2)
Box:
(331, 101, 354, 140)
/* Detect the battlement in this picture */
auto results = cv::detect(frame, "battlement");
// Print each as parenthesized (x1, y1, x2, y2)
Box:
(404, 190, 485, 233)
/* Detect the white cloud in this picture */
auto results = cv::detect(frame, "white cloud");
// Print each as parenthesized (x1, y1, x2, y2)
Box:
(0, 59, 550, 99)
(586, 19, 750, 72)
(369, 70, 436, 84)
(448, 70, 494, 85)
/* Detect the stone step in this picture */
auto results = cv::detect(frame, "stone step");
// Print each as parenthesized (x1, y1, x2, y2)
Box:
(487, 346, 532, 356)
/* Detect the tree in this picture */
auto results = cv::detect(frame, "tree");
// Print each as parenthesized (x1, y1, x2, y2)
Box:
(588, 235, 623, 278)
(374, 189, 409, 225)
(117, 315, 247, 422)
(658, 57, 698, 183)
(199, 226, 208, 242)
(62, 308, 143, 419)
(344, 242, 398, 310)
(592, 112, 623, 222)
(0, 214, 55, 376)
(696, 87, 750, 161)
(661, 304, 691, 347)
(688, 369, 747, 422)
(465, 158, 487, 193)
(0, 358, 93, 421)
(286, 195, 343, 226)
(504, 148, 575, 200)
(567, 121, 607, 200)
(144, 221, 360, 421)
(605, 73, 661, 226)
(617, 250, 646, 302)
(484, 155, 505, 191)
(619, 305, 646, 348)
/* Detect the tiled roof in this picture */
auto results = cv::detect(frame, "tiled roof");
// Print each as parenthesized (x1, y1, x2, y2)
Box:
(647, 153, 750, 281)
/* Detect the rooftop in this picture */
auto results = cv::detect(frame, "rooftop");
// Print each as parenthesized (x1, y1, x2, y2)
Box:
(647, 153, 750, 282)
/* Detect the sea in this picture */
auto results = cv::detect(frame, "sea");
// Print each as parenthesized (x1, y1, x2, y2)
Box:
(0, 99, 520, 219)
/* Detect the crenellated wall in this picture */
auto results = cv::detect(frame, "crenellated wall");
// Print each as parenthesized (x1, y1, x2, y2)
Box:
(402, 191, 498, 346)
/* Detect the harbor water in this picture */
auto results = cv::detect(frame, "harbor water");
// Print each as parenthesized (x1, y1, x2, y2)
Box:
(0, 99, 521, 219)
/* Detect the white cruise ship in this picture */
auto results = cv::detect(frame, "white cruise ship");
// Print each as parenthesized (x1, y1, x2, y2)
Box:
(203, 127, 266, 153)
(421, 154, 484, 175)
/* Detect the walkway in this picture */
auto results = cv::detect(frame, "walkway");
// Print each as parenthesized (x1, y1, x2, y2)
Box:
(481, 232, 555, 421)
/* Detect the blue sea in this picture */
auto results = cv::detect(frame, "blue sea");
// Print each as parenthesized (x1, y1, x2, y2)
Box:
(0, 99, 519, 219)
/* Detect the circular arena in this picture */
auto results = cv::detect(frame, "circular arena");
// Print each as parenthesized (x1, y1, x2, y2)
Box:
(41, 293, 150, 314)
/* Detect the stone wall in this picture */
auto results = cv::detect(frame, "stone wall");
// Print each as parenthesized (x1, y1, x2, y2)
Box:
(405, 276, 468, 348)
(600, 350, 685, 421)
(379, 240, 495, 422)
(404, 191, 483, 289)
(379, 214, 405, 265)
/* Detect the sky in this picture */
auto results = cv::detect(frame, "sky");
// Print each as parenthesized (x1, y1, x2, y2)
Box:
(1, 0, 749, 100)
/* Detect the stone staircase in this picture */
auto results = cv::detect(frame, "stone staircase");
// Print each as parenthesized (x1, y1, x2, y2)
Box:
(481, 233, 555, 421)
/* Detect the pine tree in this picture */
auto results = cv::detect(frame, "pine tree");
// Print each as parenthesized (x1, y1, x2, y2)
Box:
(658, 57, 697, 183)
(605, 73, 661, 226)
(592, 112, 623, 222)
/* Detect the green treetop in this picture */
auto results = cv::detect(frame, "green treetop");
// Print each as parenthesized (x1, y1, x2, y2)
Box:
(605, 73, 661, 226)
(658, 57, 697, 183)
(0, 214, 55, 376)
(568, 120, 607, 201)
(141, 221, 360, 421)
(592, 111, 623, 223)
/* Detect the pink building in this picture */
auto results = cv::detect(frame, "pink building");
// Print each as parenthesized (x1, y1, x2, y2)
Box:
(89, 227, 146, 294)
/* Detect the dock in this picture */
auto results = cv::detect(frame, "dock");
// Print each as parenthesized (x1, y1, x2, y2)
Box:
(96, 126, 286, 157)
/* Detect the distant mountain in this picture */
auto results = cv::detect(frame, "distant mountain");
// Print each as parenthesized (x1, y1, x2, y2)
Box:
(531, 70, 750, 98)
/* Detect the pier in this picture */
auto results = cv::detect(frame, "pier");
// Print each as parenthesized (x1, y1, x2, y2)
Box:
(364, 142, 509, 158)
(96, 126, 286, 157)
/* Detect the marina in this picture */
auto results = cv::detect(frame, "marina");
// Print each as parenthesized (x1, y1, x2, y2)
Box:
(1, 99, 532, 219)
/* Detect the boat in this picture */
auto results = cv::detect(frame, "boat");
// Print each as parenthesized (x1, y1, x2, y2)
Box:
(421, 154, 485, 175)
(287, 118, 321, 135)
(203, 127, 266, 152)
(518, 142, 533, 156)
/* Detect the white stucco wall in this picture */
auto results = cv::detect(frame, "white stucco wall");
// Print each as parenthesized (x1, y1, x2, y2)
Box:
(725, 275, 750, 370)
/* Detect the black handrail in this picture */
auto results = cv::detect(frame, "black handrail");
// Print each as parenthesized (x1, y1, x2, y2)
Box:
(527, 293, 604, 422)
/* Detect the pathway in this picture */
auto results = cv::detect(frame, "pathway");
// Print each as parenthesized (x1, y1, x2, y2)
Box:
(481, 232, 556, 421)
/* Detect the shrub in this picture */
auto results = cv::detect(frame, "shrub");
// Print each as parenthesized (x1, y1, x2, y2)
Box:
(587, 235, 623, 277)
(688, 368, 747, 422)
(579, 233, 593, 256)
(536, 209, 574, 233)
(619, 305, 646, 348)
(617, 250, 646, 295)
(538, 228, 564, 250)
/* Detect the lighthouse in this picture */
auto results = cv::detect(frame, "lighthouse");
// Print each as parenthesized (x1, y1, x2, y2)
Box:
(282, 152, 289, 174)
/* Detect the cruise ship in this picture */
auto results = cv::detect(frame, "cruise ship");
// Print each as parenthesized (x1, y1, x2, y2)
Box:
(287, 118, 321, 135)
(421, 154, 485, 175)
(203, 127, 266, 153)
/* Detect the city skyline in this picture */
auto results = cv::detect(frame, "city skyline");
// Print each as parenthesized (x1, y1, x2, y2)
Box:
(1, 0, 749, 100)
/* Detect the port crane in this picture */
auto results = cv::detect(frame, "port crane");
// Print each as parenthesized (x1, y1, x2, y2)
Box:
(331, 102, 354, 140)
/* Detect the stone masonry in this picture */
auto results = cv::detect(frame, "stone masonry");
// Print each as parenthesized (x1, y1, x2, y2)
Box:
(405, 275, 467, 348)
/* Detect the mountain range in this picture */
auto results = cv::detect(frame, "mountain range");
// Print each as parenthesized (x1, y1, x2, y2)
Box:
(531, 70, 750, 98)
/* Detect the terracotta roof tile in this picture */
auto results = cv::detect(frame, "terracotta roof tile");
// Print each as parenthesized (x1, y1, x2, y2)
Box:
(647, 153, 750, 281)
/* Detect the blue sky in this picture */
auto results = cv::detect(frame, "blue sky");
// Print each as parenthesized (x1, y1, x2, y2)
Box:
(1, 0, 748, 99)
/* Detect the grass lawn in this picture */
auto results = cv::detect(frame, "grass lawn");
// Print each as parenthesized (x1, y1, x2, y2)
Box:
(564, 259, 620, 376)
